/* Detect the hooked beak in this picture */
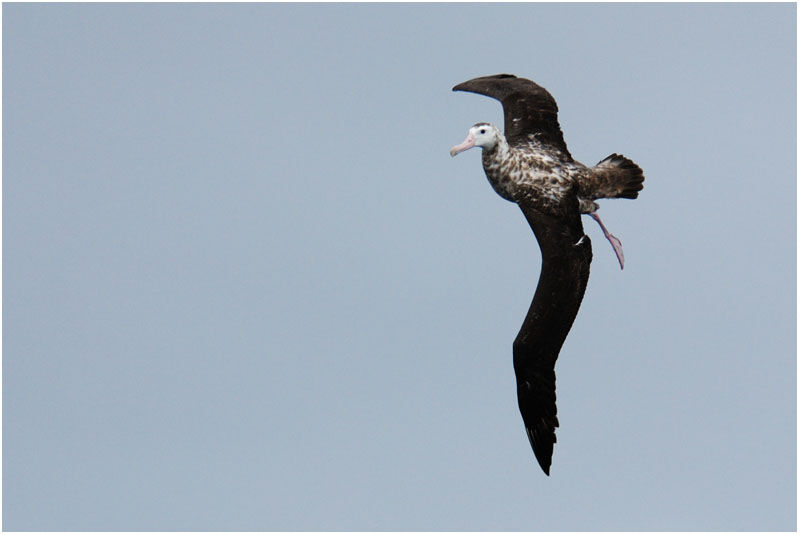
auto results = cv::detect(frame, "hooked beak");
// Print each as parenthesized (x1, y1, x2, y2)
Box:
(449, 133, 475, 157)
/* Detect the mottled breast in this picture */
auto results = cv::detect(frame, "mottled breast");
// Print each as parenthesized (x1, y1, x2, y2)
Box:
(482, 143, 579, 211)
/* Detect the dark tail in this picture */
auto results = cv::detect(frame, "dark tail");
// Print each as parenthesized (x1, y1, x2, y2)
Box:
(590, 154, 644, 200)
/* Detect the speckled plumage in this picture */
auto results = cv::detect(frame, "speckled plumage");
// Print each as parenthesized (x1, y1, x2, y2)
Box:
(450, 74, 644, 476)
(480, 131, 576, 207)
(478, 125, 643, 219)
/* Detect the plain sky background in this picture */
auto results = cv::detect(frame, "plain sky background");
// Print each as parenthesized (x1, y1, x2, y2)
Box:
(3, 2, 796, 531)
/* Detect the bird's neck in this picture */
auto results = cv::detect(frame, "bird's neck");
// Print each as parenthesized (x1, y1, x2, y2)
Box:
(480, 134, 518, 202)
(482, 134, 510, 165)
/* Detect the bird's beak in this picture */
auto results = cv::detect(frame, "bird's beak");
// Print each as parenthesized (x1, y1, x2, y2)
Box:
(449, 133, 475, 157)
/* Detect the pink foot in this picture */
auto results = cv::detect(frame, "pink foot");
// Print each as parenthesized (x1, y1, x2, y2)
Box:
(605, 233, 625, 270)
(589, 213, 625, 270)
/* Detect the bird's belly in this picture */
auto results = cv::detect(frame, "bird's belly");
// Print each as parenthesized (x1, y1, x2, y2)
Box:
(483, 165, 572, 207)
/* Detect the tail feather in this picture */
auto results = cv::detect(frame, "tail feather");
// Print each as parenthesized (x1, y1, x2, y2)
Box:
(588, 153, 644, 200)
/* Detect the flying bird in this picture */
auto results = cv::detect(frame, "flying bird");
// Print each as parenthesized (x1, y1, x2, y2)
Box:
(449, 74, 644, 475)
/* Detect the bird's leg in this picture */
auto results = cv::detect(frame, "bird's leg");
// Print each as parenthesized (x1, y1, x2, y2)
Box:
(589, 212, 625, 270)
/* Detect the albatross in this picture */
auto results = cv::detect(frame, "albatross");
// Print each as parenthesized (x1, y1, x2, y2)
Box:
(449, 74, 644, 475)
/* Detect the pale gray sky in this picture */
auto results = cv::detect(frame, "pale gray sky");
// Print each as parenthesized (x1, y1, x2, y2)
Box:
(3, 3, 796, 531)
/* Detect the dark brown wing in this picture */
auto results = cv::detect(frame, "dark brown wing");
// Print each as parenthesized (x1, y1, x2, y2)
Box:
(513, 198, 592, 475)
(452, 74, 571, 157)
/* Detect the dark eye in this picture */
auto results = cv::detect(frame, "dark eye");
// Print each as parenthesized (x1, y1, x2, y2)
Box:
(480, 129, 486, 134)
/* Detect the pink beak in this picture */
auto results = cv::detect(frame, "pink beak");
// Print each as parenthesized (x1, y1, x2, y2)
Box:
(449, 133, 475, 157)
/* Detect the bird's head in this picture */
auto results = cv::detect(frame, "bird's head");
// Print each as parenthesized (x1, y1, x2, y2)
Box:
(449, 123, 501, 157)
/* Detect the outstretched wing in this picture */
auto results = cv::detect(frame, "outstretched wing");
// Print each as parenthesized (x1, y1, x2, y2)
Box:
(513, 199, 592, 475)
(452, 74, 571, 156)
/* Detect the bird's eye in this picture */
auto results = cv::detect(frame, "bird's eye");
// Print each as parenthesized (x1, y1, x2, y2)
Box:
(480, 129, 486, 134)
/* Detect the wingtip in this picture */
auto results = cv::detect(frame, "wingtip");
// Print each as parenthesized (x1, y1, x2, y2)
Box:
(528, 432, 554, 476)
(452, 74, 518, 92)
(538, 457, 552, 476)
(539, 460, 551, 476)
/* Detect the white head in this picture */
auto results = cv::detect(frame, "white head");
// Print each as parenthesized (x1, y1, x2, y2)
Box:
(449, 123, 501, 157)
